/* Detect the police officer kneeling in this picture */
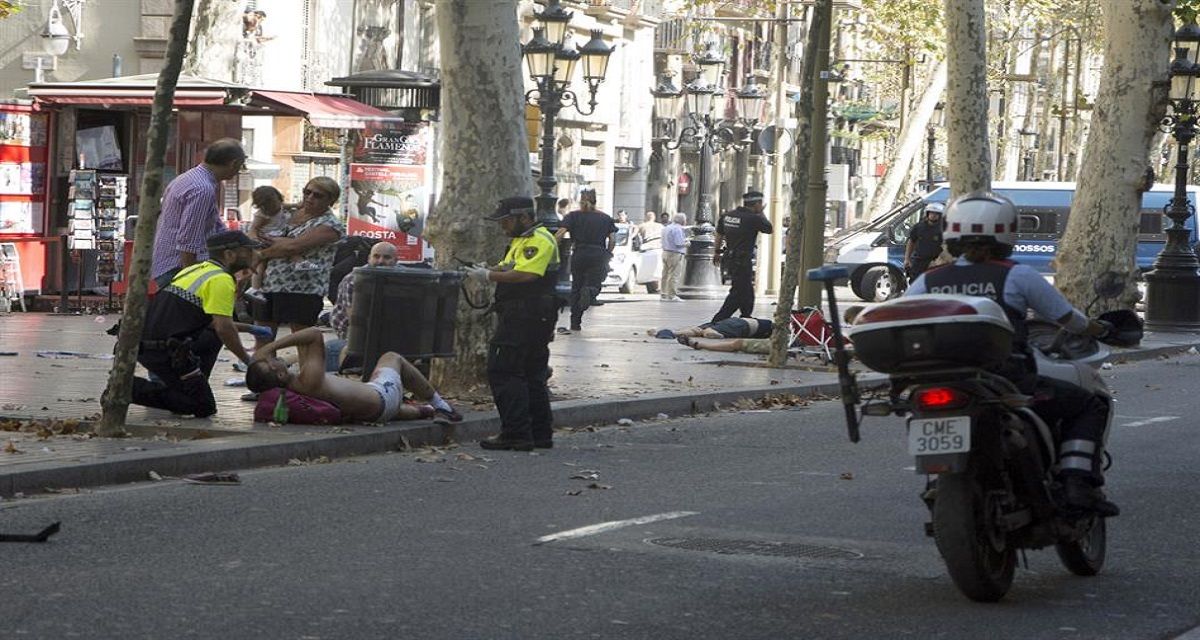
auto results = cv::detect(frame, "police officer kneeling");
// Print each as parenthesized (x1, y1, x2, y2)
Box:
(467, 197, 560, 451)
(906, 192, 1118, 517)
(130, 231, 257, 417)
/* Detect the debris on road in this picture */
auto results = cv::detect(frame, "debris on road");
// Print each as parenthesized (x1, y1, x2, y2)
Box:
(182, 472, 241, 486)
(616, 418, 633, 426)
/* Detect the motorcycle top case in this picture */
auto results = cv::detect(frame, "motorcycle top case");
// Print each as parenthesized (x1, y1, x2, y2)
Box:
(849, 294, 1014, 373)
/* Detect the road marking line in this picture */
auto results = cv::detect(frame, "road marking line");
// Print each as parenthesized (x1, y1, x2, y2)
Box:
(535, 511, 699, 545)
(1120, 416, 1180, 428)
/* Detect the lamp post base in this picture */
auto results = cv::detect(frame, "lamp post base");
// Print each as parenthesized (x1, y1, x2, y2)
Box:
(1143, 264, 1200, 332)
(677, 226, 725, 300)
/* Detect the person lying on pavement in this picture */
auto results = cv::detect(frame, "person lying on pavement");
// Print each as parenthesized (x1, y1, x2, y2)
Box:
(244, 327, 461, 424)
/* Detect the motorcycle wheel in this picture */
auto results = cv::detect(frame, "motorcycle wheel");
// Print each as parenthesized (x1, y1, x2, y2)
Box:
(1055, 516, 1106, 576)
(932, 472, 1016, 602)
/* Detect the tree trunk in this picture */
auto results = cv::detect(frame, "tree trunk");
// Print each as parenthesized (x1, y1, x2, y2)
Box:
(995, 34, 1024, 181)
(1055, 0, 1173, 310)
(865, 60, 947, 220)
(184, 0, 244, 81)
(767, 0, 829, 367)
(425, 0, 531, 394)
(943, 0, 992, 196)
(98, 0, 196, 436)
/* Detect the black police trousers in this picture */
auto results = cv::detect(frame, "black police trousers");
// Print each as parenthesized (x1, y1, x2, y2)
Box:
(487, 298, 556, 443)
(130, 328, 222, 417)
(1030, 375, 1110, 483)
(712, 257, 755, 323)
(569, 245, 610, 328)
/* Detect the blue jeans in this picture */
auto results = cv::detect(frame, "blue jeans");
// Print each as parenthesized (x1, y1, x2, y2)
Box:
(325, 337, 347, 372)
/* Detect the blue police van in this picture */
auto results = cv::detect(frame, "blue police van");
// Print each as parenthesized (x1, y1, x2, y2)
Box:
(823, 181, 1200, 302)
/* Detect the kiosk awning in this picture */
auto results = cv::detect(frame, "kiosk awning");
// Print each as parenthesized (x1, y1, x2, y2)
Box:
(249, 91, 401, 129)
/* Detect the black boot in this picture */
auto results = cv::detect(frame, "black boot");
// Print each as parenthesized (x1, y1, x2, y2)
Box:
(1061, 475, 1120, 517)
(480, 434, 534, 451)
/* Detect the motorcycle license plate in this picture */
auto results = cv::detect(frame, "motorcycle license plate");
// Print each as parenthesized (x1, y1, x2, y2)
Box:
(907, 416, 971, 455)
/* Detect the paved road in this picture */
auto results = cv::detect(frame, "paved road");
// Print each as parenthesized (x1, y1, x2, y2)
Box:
(2, 355, 1197, 639)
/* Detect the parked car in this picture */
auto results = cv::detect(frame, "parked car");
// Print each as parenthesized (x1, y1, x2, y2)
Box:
(604, 223, 662, 294)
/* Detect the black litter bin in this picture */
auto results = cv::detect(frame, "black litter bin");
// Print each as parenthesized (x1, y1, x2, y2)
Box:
(345, 265, 462, 378)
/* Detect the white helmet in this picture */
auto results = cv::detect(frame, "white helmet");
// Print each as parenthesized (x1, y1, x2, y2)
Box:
(924, 201, 945, 214)
(943, 191, 1017, 247)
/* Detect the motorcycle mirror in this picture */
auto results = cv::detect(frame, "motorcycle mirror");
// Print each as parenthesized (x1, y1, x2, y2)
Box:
(1093, 271, 1126, 299)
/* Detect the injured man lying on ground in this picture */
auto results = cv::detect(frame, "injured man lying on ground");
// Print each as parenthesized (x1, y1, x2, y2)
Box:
(651, 307, 864, 355)
(244, 327, 463, 424)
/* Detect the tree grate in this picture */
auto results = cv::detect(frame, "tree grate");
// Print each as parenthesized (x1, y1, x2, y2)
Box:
(646, 537, 862, 560)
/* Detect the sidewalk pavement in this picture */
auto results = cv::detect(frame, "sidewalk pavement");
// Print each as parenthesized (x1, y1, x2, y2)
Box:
(1, 290, 1197, 497)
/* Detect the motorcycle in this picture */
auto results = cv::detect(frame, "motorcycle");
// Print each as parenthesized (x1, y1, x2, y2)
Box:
(806, 265, 1142, 602)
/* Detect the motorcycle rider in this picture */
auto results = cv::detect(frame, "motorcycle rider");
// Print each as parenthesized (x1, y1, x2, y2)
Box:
(905, 191, 1119, 517)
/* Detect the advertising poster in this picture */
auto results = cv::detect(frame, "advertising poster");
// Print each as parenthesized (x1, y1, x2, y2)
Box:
(0, 110, 48, 235)
(347, 123, 433, 262)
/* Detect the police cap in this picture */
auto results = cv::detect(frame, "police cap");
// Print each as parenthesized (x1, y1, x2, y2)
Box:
(743, 190, 764, 204)
(486, 196, 536, 220)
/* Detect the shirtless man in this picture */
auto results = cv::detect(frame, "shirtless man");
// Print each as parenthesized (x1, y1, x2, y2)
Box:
(244, 327, 461, 424)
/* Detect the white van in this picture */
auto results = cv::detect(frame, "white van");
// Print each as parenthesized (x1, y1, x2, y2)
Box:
(823, 181, 1200, 302)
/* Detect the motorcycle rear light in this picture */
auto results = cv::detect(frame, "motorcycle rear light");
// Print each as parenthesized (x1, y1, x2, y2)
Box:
(914, 386, 969, 411)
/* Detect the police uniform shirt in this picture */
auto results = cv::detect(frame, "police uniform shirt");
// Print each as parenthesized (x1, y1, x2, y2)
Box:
(495, 224, 560, 302)
(561, 209, 617, 248)
(909, 219, 944, 260)
(716, 206, 773, 256)
(906, 257, 1074, 321)
(143, 260, 236, 341)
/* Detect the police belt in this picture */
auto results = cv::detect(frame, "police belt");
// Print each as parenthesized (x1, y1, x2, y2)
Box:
(140, 336, 193, 351)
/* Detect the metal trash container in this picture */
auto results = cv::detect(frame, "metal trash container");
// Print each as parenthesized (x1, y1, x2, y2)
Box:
(345, 265, 462, 378)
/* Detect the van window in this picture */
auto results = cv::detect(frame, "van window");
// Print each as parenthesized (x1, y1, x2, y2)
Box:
(1013, 206, 1065, 240)
(889, 208, 925, 245)
(1138, 209, 1165, 239)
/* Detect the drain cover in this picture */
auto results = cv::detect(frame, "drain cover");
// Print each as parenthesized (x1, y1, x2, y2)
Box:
(647, 537, 862, 560)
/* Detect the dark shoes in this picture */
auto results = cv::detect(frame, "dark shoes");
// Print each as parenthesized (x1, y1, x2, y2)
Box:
(432, 407, 463, 425)
(480, 435, 534, 451)
(1061, 475, 1120, 518)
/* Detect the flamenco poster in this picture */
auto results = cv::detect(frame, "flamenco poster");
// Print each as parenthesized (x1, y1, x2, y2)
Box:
(347, 123, 433, 262)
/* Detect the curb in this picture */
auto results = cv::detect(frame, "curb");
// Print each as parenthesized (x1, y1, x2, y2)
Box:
(0, 376, 871, 498)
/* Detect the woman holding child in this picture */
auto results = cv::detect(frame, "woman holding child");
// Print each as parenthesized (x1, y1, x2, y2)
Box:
(252, 176, 345, 339)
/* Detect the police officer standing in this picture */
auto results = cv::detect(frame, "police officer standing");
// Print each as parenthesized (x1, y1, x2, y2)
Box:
(904, 201, 944, 282)
(712, 190, 773, 322)
(555, 188, 616, 332)
(127, 231, 258, 417)
(467, 197, 561, 451)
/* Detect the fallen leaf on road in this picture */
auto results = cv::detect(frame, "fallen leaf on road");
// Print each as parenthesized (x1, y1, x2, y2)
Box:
(571, 472, 600, 480)
(587, 483, 611, 490)
(148, 471, 164, 481)
(454, 452, 478, 461)
(566, 489, 583, 496)
(4, 441, 23, 454)
(183, 472, 240, 485)
(432, 477, 456, 482)
(415, 455, 444, 464)
(840, 472, 854, 480)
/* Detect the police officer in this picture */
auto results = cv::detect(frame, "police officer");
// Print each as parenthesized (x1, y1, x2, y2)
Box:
(555, 188, 616, 332)
(906, 191, 1118, 516)
(128, 231, 258, 417)
(712, 190, 773, 322)
(903, 201, 944, 282)
(468, 197, 560, 451)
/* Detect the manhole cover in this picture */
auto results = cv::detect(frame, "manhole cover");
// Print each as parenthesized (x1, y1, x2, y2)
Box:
(647, 537, 862, 560)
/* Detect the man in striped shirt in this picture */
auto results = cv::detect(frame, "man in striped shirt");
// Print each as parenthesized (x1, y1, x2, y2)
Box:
(151, 138, 246, 288)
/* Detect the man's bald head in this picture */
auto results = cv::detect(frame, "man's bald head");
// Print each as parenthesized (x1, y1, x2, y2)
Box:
(204, 138, 246, 180)
(368, 241, 398, 267)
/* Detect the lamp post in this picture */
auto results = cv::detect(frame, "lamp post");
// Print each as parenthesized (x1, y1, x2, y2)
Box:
(650, 44, 767, 299)
(521, 1, 614, 296)
(923, 102, 944, 191)
(1144, 21, 1200, 332)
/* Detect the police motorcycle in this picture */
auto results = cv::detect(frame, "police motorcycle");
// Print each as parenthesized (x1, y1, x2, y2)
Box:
(807, 265, 1142, 602)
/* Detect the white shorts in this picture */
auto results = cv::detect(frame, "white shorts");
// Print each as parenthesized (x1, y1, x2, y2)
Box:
(366, 366, 404, 422)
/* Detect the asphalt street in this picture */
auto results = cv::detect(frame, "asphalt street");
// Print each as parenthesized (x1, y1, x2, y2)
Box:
(1, 355, 1198, 639)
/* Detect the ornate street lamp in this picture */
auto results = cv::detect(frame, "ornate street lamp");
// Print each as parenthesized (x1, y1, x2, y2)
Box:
(521, 2, 614, 297)
(651, 42, 766, 299)
(923, 101, 944, 190)
(1145, 20, 1200, 331)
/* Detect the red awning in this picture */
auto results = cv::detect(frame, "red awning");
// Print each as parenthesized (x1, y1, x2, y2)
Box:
(31, 95, 228, 107)
(250, 90, 400, 129)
